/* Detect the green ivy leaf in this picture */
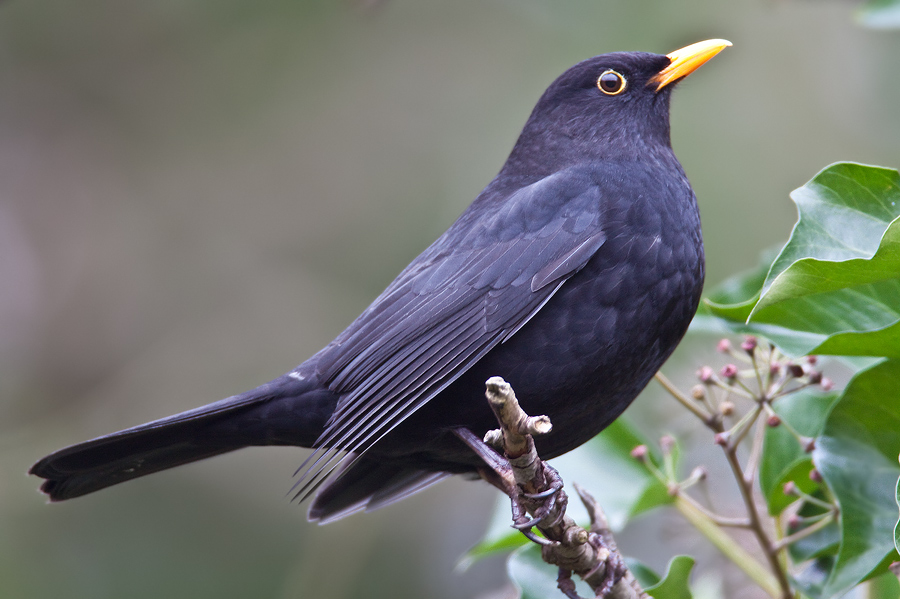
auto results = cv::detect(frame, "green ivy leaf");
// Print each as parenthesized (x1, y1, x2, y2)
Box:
(762, 164, 900, 292)
(750, 163, 900, 356)
(787, 499, 841, 564)
(626, 557, 662, 589)
(645, 555, 695, 599)
(704, 163, 900, 359)
(813, 359, 900, 597)
(759, 388, 839, 515)
(858, 0, 900, 28)
(868, 570, 900, 598)
(749, 223, 900, 357)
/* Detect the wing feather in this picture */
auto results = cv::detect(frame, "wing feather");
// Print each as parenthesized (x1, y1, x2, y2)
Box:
(297, 165, 611, 495)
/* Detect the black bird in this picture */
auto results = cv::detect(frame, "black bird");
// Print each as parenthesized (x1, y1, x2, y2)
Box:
(30, 39, 730, 523)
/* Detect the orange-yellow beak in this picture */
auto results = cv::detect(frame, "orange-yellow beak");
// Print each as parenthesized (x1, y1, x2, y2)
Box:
(649, 39, 732, 92)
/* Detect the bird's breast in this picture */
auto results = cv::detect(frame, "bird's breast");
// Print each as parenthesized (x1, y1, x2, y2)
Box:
(462, 185, 703, 458)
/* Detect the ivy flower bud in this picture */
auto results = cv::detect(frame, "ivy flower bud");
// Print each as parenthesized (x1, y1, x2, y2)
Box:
(660, 435, 675, 454)
(720, 364, 738, 380)
(740, 336, 757, 353)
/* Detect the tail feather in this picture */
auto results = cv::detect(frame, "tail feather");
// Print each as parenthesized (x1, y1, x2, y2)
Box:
(29, 370, 452, 519)
(32, 440, 239, 501)
(30, 374, 326, 502)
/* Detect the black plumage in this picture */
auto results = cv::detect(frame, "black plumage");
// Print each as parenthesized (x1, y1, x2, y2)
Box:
(30, 41, 729, 523)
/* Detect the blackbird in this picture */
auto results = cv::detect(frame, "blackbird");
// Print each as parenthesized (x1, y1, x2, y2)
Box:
(31, 39, 730, 522)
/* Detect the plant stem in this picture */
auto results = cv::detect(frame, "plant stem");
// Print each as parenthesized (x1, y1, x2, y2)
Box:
(659, 357, 796, 599)
(654, 372, 714, 425)
(751, 351, 765, 396)
(711, 379, 756, 400)
(728, 403, 763, 448)
(773, 513, 835, 551)
(722, 446, 794, 599)
(744, 417, 766, 485)
(676, 491, 752, 528)
(674, 496, 781, 597)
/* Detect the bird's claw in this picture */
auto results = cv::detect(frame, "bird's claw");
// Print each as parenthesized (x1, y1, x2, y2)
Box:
(523, 465, 565, 528)
(584, 532, 627, 596)
(523, 487, 559, 500)
(520, 527, 554, 546)
(512, 515, 542, 530)
(508, 463, 567, 541)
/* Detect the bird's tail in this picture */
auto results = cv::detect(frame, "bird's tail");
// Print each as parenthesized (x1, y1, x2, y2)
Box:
(30, 374, 329, 502)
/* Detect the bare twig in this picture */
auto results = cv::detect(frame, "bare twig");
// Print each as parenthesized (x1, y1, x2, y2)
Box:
(478, 376, 647, 599)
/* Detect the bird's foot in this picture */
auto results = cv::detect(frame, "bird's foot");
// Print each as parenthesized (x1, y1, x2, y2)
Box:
(511, 462, 566, 538)
(582, 532, 627, 597)
(554, 535, 626, 599)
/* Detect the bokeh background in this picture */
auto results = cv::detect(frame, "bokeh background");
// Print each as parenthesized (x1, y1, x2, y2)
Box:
(2, 1, 899, 598)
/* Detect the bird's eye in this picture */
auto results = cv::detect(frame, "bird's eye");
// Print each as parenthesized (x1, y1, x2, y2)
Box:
(597, 70, 626, 95)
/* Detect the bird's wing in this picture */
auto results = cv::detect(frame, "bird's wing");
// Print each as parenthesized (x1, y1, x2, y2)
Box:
(294, 166, 609, 495)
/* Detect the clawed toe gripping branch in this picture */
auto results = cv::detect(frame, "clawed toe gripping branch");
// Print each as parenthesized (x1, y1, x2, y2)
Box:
(455, 377, 646, 599)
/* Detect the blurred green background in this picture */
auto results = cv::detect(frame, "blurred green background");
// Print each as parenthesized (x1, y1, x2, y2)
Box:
(2, 1, 898, 598)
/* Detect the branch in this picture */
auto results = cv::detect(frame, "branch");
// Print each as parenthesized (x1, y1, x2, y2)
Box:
(480, 376, 647, 599)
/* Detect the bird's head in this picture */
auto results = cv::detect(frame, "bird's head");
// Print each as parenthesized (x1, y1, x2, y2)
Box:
(502, 39, 731, 179)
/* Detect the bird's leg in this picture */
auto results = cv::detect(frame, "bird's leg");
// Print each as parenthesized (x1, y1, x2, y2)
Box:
(453, 427, 551, 543)
(451, 436, 565, 543)
(453, 381, 567, 538)
(452, 427, 514, 491)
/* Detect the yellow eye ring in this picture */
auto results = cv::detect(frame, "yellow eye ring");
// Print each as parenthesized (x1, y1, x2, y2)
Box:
(597, 70, 626, 95)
